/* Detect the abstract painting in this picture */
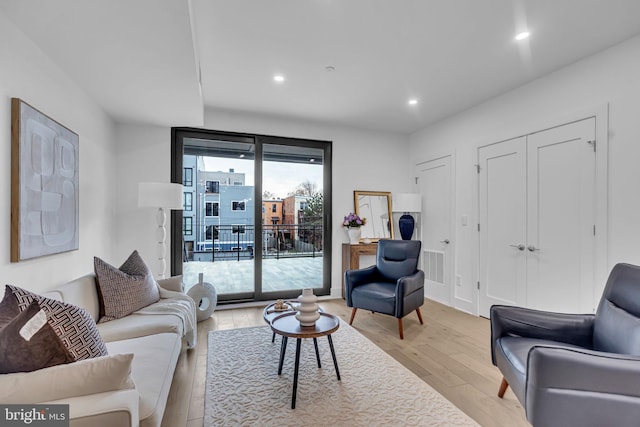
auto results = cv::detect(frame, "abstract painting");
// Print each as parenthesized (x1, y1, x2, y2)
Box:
(11, 98, 79, 261)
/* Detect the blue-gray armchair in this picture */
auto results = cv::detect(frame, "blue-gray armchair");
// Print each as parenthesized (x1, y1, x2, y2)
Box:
(345, 239, 425, 339)
(491, 263, 640, 427)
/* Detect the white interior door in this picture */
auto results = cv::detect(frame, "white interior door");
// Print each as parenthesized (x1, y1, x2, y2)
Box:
(417, 156, 452, 306)
(526, 118, 596, 313)
(478, 137, 528, 317)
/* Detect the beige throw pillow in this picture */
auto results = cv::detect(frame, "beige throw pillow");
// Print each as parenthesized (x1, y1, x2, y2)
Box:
(94, 250, 160, 323)
(0, 353, 136, 404)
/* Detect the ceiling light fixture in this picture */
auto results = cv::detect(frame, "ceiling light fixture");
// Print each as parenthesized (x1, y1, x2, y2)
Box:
(515, 31, 530, 41)
(408, 99, 418, 106)
(273, 74, 285, 83)
(309, 158, 315, 163)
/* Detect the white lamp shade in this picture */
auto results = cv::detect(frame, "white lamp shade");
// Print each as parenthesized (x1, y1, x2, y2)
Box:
(393, 193, 422, 213)
(138, 182, 184, 209)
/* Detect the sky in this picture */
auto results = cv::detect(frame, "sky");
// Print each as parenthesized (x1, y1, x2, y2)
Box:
(202, 157, 322, 198)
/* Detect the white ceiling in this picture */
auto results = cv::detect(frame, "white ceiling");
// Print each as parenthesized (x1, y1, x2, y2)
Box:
(3, 0, 640, 133)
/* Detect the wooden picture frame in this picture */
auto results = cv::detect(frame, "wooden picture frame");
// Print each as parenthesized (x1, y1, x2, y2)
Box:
(11, 98, 79, 261)
(353, 190, 394, 241)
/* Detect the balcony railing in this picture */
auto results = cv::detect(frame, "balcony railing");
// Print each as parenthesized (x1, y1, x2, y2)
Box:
(185, 223, 323, 262)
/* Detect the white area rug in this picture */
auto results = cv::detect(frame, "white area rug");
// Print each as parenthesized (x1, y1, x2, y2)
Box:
(205, 321, 479, 426)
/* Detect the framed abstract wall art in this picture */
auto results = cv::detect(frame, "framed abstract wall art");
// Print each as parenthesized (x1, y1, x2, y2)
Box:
(11, 98, 79, 261)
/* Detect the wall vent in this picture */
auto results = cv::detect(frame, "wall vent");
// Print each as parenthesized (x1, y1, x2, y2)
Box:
(424, 250, 445, 284)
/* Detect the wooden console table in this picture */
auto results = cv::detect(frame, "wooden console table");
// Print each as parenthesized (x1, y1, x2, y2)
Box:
(341, 242, 378, 298)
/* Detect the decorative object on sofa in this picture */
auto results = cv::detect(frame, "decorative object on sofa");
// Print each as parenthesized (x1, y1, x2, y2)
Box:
(0, 295, 73, 374)
(10, 98, 79, 262)
(295, 288, 320, 326)
(138, 181, 183, 279)
(5, 285, 108, 360)
(345, 239, 425, 339)
(342, 212, 366, 244)
(490, 262, 640, 427)
(353, 190, 394, 241)
(187, 273, 217, 322)
(392, 193, 422, 240)
(94, 250, 161, 322)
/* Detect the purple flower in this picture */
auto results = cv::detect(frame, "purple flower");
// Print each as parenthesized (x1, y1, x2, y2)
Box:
(342, 212, 367, 228)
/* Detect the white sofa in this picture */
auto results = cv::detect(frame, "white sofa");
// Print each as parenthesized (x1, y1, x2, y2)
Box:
(1, 274, 196, 427)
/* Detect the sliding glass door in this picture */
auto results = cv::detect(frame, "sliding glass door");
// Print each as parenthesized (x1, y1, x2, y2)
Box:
(171, 128, 331, 304)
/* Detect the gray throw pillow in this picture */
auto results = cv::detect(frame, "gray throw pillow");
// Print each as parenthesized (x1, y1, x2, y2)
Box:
(94, 250, 160, 323)
(0, 299, 74, 374)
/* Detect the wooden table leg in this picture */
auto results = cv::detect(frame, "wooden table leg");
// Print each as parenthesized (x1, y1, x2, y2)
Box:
(327, 334, 341, 381)
(292, 338, 302, 409)
(277, 336, 288, 375)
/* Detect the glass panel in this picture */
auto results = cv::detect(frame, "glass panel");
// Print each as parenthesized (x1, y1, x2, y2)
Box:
(261, 143, 324, 294)
(182, 139, 255, 300)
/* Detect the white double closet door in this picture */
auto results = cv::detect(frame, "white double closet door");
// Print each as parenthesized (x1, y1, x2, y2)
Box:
(478, 118, 596, 317)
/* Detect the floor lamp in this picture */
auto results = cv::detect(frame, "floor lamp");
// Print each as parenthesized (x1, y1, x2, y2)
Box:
(393, 193, 422, 240)
(138, 182, 183, 279)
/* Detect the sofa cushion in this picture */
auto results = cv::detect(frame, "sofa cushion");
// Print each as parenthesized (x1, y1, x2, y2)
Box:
(7, 285, 108, 360)
(0, 353, 135, 404)
(98, 311, 183, 342)
(0, 299, 73, 373)
(94, 250, 160, 323)
(106, 333, 181, 426)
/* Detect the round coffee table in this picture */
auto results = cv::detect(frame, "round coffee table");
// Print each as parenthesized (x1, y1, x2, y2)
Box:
(270, 312, 341, 409)
(263, 302, 323, 342)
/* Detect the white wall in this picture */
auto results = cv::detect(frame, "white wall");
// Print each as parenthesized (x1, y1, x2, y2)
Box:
(409, 34, 640, 314)
(0, 11, 117, 293)
(114, 108, 412, 295)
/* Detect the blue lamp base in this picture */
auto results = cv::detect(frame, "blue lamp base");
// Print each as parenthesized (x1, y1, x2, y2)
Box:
(398, 214, 415, 240)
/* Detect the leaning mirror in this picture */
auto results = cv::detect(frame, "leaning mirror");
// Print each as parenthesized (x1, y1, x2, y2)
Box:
(353, 191, 394, 241)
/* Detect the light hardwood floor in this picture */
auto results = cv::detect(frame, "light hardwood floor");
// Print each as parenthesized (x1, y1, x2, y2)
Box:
(161, 298, 530, 427)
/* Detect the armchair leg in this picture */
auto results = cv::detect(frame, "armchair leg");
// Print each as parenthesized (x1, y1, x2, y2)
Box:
(398, 318, 404, 340)
(498, 377, 509, 398)
(416, 308, 424, 325)
(349, 308, 357, 325)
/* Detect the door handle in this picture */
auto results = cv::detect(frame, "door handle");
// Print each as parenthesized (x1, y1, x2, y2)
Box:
(509, 244, 525, 251)
(527, 245, 541, 252)
(440, 239, 450, 244)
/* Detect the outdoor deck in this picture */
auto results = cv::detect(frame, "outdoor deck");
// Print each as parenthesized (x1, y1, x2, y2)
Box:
(182, 256, 323, 295)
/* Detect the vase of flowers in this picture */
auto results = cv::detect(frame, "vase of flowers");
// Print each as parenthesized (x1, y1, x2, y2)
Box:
(343, 212, 366, 244)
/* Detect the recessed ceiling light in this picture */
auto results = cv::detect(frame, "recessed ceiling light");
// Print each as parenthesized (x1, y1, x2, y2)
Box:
(273, 74, 285, 83)
(515, 31, 530, 41)
(239, 154, 245, 158)
(408, 99, 418, 106)
(309, 158, 316, 163)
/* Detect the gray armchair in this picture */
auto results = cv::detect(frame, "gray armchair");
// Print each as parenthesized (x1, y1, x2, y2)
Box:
(491, 263, 640, 427)
(345, 239, 425, 339)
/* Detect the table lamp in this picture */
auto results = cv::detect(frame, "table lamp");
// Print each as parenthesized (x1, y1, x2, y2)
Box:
(392, 193, 422, 240)
(138, 182, 183, 278)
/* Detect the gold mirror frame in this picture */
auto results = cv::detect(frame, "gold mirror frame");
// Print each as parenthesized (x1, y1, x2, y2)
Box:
(353, 191, 394, 241)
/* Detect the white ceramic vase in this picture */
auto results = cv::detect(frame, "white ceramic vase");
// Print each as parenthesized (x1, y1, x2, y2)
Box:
(295, 288, 320, 326)
(347, 227, 361, 244)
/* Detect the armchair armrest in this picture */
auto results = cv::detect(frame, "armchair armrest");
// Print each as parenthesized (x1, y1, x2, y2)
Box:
(344, 266, 379, 305)
(490, 305, 594, 365)
(526, 347, 640, 427)
(396, 270, 425, 297)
